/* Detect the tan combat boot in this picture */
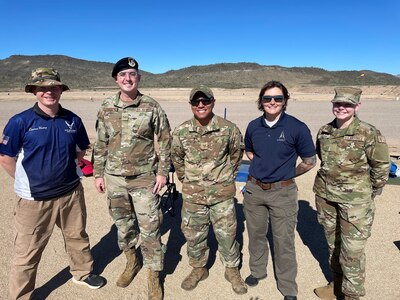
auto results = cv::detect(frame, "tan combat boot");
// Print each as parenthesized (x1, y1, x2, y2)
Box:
(181, 267, 209, 291)
(314, 282, 335, 299)
(224, 267, 248, 294)
(116, 247, 141, 288)
(148, 269, 162, 300)
(314, 273, 344, 299)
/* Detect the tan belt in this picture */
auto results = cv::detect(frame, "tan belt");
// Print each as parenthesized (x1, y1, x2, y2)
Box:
(247, 175, 295, 190)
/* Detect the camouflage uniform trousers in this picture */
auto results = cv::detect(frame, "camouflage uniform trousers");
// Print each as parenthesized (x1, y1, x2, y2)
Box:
(181, 197, 240, 268)
(315, 195, 375, 297)
(105, 173, 164, 271)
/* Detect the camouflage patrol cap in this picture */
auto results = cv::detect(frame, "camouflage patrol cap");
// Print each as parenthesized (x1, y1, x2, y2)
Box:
(332, 87, 362, 104)
(112, 57, 139, 77)
(25, 68, 69, 93)
(189, 85, 214, 101)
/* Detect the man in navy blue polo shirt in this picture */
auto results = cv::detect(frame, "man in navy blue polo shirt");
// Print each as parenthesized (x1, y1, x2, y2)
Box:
(243, 81, 316, 300)
(0, 68, 105, 299)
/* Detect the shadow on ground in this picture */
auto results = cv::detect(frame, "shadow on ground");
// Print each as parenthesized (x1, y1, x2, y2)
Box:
(243, 199, 331, 284)
(32, 225, 120, 299)
(32, 198, 331, 299)
(297, 199, 331, 281)
(159, 195, 247, 282)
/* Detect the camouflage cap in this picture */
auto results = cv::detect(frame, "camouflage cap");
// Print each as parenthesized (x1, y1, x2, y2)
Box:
(112, 57, 139, 77)
(25, 68, 69, 93)
(189, 85, 214, 101)
(331, 87, 362, 104)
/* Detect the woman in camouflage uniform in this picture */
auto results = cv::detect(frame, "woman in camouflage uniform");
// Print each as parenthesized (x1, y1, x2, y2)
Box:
(313, 87, 390, 300)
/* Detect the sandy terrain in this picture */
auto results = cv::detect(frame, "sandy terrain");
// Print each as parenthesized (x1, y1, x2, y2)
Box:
(0, 89, 399, 300)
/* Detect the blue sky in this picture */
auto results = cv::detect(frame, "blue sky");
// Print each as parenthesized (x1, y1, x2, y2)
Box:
(1, 0, 399, 75)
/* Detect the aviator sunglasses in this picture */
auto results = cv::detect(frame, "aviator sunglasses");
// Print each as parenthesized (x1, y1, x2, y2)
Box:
(262, 95, 285, 103)
(190, 97, 214, 106)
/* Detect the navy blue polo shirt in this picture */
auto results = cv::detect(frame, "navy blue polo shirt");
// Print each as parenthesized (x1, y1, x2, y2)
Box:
(244, 112, 315, 182)
(0, 103, 90, 200)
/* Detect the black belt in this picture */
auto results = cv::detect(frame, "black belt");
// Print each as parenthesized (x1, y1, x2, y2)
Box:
(247, 175, 295, 190)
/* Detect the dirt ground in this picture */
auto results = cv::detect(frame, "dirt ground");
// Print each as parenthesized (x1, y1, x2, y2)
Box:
(0, 89, 399, 300)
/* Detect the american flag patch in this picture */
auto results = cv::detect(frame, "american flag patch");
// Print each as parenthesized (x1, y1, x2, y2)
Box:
(1, 134, 9, 145)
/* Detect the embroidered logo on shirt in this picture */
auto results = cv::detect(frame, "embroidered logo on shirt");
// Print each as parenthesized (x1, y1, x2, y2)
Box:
(64, 121, 76, 133)
(1, 134, 9, 145)
(277, 131, 286, 141)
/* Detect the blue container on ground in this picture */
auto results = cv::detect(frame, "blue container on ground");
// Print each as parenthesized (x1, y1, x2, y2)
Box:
(389, 161, 399, 178)
(236, 161, 250, 182)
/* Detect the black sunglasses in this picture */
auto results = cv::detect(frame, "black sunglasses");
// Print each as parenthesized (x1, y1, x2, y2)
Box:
(190, 98, 214, 106)
(262, 95, 285, 103)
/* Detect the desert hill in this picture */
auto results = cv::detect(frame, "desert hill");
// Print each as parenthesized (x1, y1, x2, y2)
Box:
(0, 54, 399, 91)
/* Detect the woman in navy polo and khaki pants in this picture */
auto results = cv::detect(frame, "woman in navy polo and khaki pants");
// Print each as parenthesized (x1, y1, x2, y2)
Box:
(243, 81, 316, 300)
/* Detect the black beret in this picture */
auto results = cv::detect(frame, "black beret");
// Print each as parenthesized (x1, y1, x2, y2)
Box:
(111, 57, 139, 77)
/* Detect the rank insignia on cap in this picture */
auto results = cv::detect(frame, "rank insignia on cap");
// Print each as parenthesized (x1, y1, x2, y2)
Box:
(377, 135, 386, 143)
(128, 58, 137, 68)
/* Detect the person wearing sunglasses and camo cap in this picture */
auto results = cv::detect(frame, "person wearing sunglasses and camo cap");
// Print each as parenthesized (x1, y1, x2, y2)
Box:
(93, 57, 171, 300)
(243, 80, 316, 300)
(171, 85, 248, 295)
(0, 68, 106, 299)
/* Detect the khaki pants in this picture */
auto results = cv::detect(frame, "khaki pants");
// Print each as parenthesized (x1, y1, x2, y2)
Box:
(9, 183, 93, 300)
(243, 180, 298, 297)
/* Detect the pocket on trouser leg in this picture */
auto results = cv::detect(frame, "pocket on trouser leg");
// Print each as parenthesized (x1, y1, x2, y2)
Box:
(14, 220, 36, 256)
(271, 185, 298, 237)
(108, 196, 134, 221)
(74, 183, 87, 219)
(144, 243, 167, 271)
(181, 203, 209, 244)
(339, 202, 373, 297)
(13, 198, 48, 258)
(137, 193, 162, 232)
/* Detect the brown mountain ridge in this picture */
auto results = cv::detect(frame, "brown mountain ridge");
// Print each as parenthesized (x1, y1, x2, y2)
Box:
(0, 54, 399, 91)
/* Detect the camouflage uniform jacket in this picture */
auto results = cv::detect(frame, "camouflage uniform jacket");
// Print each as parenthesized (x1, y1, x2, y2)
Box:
(93, 91, 171, 178)
(313, 117, 390, 203)
(172, 115, 244, 205)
